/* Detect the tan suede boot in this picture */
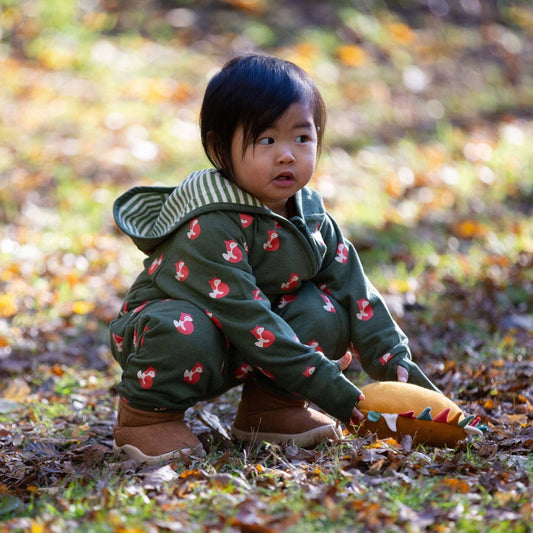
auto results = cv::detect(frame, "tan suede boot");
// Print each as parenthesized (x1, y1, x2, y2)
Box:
(231, 379, 342, 447)
(113, 399, 205, 463)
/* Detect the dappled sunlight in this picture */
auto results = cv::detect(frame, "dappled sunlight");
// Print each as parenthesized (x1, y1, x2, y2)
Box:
(0, 1, 532, 530)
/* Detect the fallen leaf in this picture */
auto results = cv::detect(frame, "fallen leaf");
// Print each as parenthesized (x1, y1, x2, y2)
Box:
(452, 219, 489, 239)
(1, 379, 30, 403)
(336, 44, 367, 67)
(387, 22, 416, 44)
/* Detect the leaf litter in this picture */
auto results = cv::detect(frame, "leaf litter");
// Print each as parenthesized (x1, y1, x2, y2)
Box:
(1, 0, 533, 531)
(3, 355, 531, 530)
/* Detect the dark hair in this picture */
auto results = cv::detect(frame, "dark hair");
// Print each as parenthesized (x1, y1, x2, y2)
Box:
(200, 54, 326, 181)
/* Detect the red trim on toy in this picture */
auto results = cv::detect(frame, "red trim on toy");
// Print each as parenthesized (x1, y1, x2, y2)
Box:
(433, 407, 451, 423)
(398, 411, 415, 418)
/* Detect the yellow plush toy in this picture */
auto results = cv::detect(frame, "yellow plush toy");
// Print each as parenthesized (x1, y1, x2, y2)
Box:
(354, 381, 486, 447)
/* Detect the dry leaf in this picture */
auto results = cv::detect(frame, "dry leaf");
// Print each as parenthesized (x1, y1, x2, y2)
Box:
(336, 45, 367, 67)
(387, 22, 416, 44)
(1, 379, 30, 403)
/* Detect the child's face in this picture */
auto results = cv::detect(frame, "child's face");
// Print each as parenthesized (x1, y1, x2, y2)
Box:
(230, 102, 318, 216)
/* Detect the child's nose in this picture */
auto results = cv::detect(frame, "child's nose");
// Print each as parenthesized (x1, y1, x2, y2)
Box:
(277, 144, 295, 164)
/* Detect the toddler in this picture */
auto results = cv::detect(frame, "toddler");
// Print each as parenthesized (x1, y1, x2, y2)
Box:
(110, 54, 438, 463)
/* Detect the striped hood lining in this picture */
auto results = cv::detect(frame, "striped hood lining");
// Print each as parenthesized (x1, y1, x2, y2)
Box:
(113, 169, 268, 251)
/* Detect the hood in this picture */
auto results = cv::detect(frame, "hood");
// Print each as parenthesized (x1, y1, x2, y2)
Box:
(113, 168, 267, 253)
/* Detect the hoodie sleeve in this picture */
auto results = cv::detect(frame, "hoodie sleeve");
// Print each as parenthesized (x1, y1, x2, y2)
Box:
(313, 213, 439, 392)
(146, 211, 362, 422)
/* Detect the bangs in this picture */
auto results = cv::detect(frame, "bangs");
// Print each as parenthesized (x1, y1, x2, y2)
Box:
(238, 72, 317, 150)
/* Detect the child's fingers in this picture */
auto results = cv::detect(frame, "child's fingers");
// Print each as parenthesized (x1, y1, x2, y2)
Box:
(337, 351, 352, 371)
(349, 406, 365, 423)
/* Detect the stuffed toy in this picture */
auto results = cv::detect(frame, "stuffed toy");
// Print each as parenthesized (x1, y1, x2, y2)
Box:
(354, 381, 487, 447)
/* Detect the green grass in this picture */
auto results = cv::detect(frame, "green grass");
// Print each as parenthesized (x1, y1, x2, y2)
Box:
(5, 436, 531, 532)
(2, 425, 532, 531)
(1, 1, 532, 531)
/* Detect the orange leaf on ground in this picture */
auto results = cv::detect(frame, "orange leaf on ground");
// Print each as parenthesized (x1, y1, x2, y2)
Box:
(221, 0, 265, 14)
(452, 219, 489, 239)
(387, 22, 416, 44)
(0, 294, 17, 317)
(336, 45, 367, 67)
(1, 379, 31, 402)
(72, 301, 95, 315)
(442, 478, 471, 494)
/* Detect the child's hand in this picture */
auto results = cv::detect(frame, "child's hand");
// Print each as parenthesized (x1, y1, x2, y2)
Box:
(397, 365, 409, 383)
(349, 395, 366, 424)
(337, 351, 352, 372)
(337, 352, 366, 424)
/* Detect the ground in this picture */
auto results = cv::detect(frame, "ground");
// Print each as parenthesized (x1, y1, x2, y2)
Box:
(0, 1, 532, 531)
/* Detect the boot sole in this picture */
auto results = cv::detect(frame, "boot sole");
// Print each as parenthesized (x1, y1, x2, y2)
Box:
(231, 423, 342, 448)
(113, 441, 206, 464)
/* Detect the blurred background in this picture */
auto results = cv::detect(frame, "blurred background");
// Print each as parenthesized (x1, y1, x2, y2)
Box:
(0, 0, 532, 376)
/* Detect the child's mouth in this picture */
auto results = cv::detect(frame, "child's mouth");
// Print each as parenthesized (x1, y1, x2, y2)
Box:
(274, 172, 295, 183)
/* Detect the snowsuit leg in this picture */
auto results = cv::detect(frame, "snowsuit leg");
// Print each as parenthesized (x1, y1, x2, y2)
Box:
(254, 280, 352, 398)
(109, 282, 351, 412)
(110, 299, 242, 412)
(273, 281, 351, 359)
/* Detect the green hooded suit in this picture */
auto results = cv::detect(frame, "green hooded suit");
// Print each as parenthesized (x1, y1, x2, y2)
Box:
(110, 168, 437, 423)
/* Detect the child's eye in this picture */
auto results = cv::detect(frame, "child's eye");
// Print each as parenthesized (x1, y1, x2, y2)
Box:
(257, 137, 275, 145)
(295, 135, 309, 143)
